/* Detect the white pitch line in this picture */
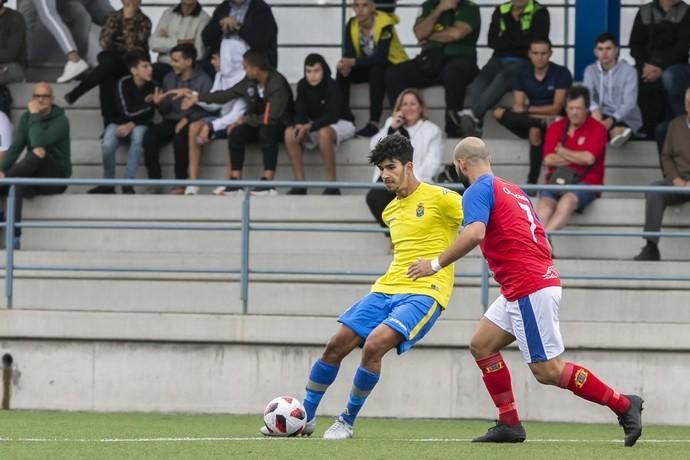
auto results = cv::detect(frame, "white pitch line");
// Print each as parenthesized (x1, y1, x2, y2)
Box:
(0, 437, 689, 444)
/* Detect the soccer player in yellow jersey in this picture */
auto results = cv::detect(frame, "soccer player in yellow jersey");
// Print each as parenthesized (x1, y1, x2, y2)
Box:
(261, 134, 462, 439)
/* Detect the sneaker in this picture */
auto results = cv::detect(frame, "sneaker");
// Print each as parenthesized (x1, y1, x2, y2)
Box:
(460, 113, 482, 138)
(121, 186, 136, 195)
(57, 59, 89, 84)
(87, 185, 116, 194)
(184, 186, 200, 195)
(633, 242, 660, 261)
(322, 187, 341, 195)
(609, 127, 632, 148)
(259, 418, 316, 437)
(618, 394, 643, 447)
(287, 187, 307, 195)
(323, 417, 353, 440)
(214, 178, 244, 196)
(356, 122, 379, 138)
(472, 422, 526, 443)
(250, 177, 278, 196)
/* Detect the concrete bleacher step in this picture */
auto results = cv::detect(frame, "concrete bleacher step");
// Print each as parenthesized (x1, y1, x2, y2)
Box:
(22, 195, 690, 227)
(4, 251, 689, 291)
(3, 272, 689, 324)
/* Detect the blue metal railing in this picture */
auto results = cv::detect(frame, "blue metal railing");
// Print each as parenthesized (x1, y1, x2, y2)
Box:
(1, 178, 689, 312)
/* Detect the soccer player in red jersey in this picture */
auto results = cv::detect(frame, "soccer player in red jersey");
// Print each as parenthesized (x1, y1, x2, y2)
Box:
(408, 137, 643, 446)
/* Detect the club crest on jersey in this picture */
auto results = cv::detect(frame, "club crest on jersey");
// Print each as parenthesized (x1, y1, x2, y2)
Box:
(416, 203, 424, 217)
(574, 368, 588, 388)
(577, 136, 586, 146)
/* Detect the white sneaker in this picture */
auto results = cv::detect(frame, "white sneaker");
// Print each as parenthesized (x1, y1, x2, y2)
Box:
(609, 127, 632, 148)
(259, 418, 316, 437)
(57, 59, 89, 84)
(323, 417, 353, 440)
(184, 186, 200, 195)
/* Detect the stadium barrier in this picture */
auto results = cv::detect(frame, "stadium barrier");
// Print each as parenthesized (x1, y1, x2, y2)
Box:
(1, 178, 689, 310)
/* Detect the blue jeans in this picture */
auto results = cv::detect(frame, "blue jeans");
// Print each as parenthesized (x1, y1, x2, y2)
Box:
(662, 63, 690, 118)
(102, 123, 147, 179)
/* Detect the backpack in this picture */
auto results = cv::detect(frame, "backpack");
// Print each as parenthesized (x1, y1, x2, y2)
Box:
(0, 84, 12, 117)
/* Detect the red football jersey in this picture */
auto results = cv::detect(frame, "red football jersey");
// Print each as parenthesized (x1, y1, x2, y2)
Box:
(462, 174, 561, 301)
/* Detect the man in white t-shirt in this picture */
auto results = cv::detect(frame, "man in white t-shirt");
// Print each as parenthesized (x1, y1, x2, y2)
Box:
(0, 110, 13, 158)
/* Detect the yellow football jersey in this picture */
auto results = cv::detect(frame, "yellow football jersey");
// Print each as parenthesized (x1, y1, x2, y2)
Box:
(371, 182, 463, 308)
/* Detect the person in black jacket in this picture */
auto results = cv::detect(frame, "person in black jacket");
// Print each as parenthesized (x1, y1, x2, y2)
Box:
(201, 0, 278, 67)
(89, 51, 156, 194)
(629, 0, 690, 139)
(285, 54, 356, 195)
(456, 0, 549, 138)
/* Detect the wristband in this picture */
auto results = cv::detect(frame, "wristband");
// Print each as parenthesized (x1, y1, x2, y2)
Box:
(431, 257, 442, 273)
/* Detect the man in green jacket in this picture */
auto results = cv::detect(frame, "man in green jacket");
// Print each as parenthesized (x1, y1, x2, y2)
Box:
(0, 82, 71, 250)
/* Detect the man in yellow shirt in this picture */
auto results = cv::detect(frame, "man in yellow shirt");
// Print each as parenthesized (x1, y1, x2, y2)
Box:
(260, 135, 462, 439)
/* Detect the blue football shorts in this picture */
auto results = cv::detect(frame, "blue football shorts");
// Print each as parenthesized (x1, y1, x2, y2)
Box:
(338, 292, 442, 354)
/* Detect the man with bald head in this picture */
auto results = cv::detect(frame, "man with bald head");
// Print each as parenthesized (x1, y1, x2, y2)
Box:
(408, 137, 643, 447)
(0, 82, 71, 250)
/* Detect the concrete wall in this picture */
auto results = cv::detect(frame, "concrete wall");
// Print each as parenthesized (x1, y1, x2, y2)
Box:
(0, 338, 683, 425)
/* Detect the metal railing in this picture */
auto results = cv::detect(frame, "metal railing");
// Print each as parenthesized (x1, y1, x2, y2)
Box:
(1, 178, 689, 312)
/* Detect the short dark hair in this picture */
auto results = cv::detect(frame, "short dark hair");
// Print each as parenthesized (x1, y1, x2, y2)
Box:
(594, 32, 618, 47)
(529, 37, 552, 49)
(566, 85, 591, 109)
(369, 134, 414, 167)
(243, 49, 271, 71)
(124, 50, 151, 69)
(304, 53, 324, 68)
(170, 43, 197, 62)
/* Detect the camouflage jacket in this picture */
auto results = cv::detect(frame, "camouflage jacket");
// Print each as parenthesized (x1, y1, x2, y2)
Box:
(100, 9, 152, 54)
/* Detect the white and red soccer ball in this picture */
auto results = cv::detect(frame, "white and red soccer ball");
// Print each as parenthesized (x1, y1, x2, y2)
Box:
(263, 396, 307, 437)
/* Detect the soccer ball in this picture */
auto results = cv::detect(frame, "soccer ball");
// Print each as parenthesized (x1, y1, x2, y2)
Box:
(263, 396, 307, 437)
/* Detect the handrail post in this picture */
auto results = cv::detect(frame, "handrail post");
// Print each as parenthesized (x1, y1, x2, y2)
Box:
(480, 258, 489, 312)
(4, 185, 16, 309)
(240, 190, 251, 314)
(340, 0, 347, 57)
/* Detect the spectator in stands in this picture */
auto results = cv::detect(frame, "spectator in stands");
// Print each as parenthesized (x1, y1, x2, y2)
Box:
(0, 82, 71, 250)
(634, 88, 690, 261)
(64, 0, 152, 126)
(629, 0, 690, 139)
(536, 86, 607, 245)
(149, 0, 211, 84)
(143, 44, 212, 194)
(0, 0, 27, 84)
(179, 50, 293, 196)
(457, 0, 550, 138)
(88, 51, 156, 195)
(493, 38, 571, 186)
(385, 0, 480, 137)
(583, 32, 642, 149)
(337, 0, 408, 137)
(25, 0, 91, 83)
(286, 54, 355, 196)
(202, 0, 278, 68)
(184, 39, 248, 196)
(366, 88, 443, 228)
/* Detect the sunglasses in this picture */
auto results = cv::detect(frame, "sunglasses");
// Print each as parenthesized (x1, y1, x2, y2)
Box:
(33, 94, 53, 99)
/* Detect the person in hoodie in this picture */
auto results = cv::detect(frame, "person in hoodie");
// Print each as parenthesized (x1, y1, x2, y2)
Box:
(285, 54, 355, 196)
(184, 38, 248, 196)
(143, 43, 213, 194)
(179, 49, 293, 196)
(88, 51, 157, 195)
(0, 82, 71, 250)
(628, 0, 690, 139)
(583, 33, 642, 149)
(337, 0, 408, 137)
